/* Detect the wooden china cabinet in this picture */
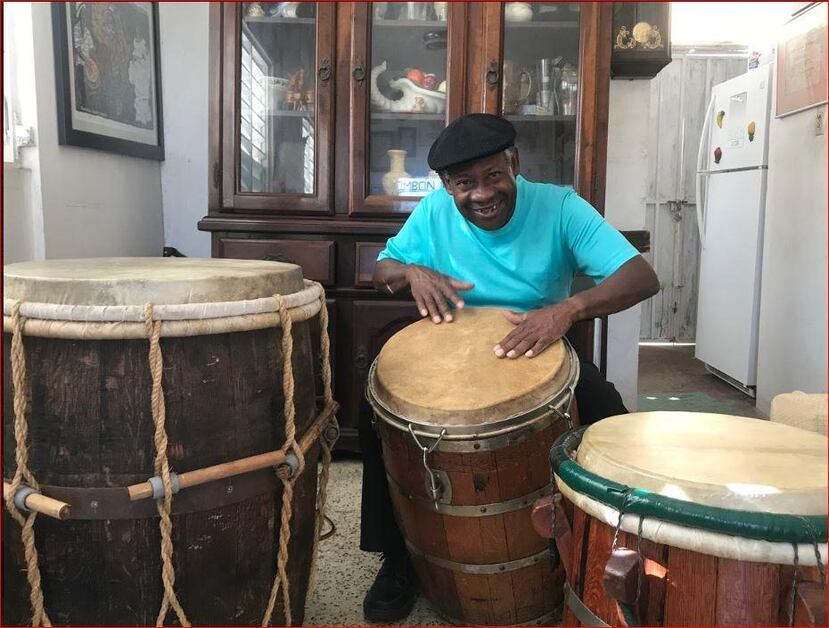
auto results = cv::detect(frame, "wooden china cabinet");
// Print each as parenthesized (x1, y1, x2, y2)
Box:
(199, 2, 648, 452)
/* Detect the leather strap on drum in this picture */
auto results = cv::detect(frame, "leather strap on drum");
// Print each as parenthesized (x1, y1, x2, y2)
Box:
(550, 428, 828, 546)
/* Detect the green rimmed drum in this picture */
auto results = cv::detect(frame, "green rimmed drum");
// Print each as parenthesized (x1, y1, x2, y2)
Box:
(547, 412, 827, 627)
(367, 307, 581, 626)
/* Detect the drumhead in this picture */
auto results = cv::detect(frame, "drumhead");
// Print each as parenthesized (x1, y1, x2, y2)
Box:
(370, 307, 576, 428)
(3, 258, 305, 305)
(577, 412, 828, 515)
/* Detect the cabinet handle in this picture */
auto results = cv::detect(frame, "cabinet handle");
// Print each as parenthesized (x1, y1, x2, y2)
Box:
(354, 346, 370, 371)
(353, 58, 366, 84)
(318, 58, 331, 83)
(486, 60, 500, 88)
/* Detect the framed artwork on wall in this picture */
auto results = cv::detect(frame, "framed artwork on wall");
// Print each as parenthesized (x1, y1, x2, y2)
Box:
(51, 2, 164, 160)
(776, 2, 827, 118)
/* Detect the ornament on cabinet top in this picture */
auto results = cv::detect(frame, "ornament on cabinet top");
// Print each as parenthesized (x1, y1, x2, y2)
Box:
(370, 61, 446, 114)
(611, 2, 671, 79)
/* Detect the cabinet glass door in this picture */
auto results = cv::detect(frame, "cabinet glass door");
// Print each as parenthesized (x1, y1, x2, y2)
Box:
(222, 3, 334, 213)
(349, 2, 466, 215)
(501, 2, 580, 186)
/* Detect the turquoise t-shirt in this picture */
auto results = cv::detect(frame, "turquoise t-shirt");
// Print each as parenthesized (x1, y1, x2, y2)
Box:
(377, 176, 639, 311)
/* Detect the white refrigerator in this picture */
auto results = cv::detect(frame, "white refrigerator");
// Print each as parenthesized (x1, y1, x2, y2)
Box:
(694, 64, 773, 396)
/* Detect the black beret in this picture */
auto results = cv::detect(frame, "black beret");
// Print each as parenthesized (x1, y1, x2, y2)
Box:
(427, 113, 516, 171)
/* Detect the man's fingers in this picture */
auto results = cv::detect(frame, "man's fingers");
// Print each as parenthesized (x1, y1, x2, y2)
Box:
(502, 310, 527, 326)
(414, 294, 428, 318)
(494, 327, 529, 357)
(438, 283, 465, 310)
(448, 278, 475, 292)
(525, 337, 553, 359)
(421, 293, 442, 324)
(506, 338, 534, 359)
(433, 289, 453, 322)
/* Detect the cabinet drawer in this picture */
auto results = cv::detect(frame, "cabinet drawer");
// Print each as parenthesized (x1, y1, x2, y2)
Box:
(355, 242, 385, 287)
(219, 238, 336, 286)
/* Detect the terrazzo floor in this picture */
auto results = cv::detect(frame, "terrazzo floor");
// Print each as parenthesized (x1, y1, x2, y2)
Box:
(304, 458, 443, 626)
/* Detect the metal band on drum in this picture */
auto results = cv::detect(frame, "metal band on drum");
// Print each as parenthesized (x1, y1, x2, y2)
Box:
(387, 473, 555, 517)
(405, 539, 551, 575)
(366, 337, 580, 449)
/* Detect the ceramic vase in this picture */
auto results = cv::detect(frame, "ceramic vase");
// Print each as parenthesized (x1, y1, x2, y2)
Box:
(382, 150, 409, 195)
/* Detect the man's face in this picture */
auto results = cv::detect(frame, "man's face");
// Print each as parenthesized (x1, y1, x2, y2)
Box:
(442, 149, 520, 231)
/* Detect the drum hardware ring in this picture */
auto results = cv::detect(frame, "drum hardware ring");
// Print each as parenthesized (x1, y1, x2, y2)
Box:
(147, 472, 181, 500)
(323, 422, 340, 446)
(407, 424, 447, 505)
(11, 484, 38, 513)
(549, 385, 576, 430)
(275, 451, 300, 480)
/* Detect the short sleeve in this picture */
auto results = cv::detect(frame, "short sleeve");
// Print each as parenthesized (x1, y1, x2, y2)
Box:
(376, 200, 433, 266)
(561, 191, 639, 283)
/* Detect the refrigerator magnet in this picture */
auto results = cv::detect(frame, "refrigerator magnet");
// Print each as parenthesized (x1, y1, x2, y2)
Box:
(713, 147, 722, 163)
(747, 121, 756, 141)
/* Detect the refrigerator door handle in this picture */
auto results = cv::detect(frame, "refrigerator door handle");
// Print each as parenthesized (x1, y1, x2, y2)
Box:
(695, 95, 716, 245)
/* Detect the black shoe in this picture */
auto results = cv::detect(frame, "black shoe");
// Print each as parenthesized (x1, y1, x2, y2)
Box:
(362, 552, 417, 623)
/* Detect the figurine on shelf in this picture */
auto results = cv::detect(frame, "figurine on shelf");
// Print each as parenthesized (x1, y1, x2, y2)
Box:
(285, 68, 306, 111)
(369, 61, 446, 114)
(246, 2, 265, 17)
(615, 25, 635, 50)
(645, 25, 663, 49)
(304, 89, 315, 110)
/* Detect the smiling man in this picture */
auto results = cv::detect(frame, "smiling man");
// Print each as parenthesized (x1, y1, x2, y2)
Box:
(360, 113, 659, 622)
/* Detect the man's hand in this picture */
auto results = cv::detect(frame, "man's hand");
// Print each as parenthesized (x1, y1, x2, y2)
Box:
(405, 265, 474, 324)
(494, 302, 578, 359)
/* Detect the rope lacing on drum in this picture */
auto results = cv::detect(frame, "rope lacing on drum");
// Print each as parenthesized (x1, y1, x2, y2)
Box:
(786, 517, 827, 627)
(3, 301, 52, 627)
(788, 543, 800, 627)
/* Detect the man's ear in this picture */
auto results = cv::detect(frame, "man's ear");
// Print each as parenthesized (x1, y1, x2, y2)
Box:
(508, 146, 520, 177)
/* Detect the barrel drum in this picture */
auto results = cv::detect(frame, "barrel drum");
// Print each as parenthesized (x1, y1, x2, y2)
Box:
(368, 307, 581, 625)
(2, 258, 335, 626)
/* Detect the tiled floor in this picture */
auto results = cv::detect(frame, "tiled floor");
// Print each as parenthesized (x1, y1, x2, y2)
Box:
(304, 459, 443, 626)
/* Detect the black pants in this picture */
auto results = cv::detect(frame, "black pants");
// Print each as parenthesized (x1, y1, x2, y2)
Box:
(358, 361, 628, 553)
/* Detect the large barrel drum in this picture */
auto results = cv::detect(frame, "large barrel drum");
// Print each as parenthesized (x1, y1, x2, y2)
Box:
(2, 258, 324, 626)
(548, 412, 828, 627)
(367, 307, 580, 625)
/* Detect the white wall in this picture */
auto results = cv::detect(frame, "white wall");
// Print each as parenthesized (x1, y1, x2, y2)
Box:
(4, 4, 165, 264)
(3, 164, 35, 263)
(604, 80, 653, 411)
(30, 3, 164, 259)
(159, 3, 211, 258)
(755, 103, 828, 414)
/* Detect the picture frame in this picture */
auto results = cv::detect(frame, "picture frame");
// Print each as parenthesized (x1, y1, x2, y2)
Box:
(51, 2, 164, 160)
(775, 2, 828, 118)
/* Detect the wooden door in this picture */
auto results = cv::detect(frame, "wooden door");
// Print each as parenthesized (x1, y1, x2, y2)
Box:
(640, 53, 746, 341)
(219, 2, 336, 214)
(347, 1, 468, 216)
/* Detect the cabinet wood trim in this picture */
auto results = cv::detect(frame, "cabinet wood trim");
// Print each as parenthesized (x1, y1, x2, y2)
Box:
(220, 3, 336, 214)
(218, 237, 336, 286)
